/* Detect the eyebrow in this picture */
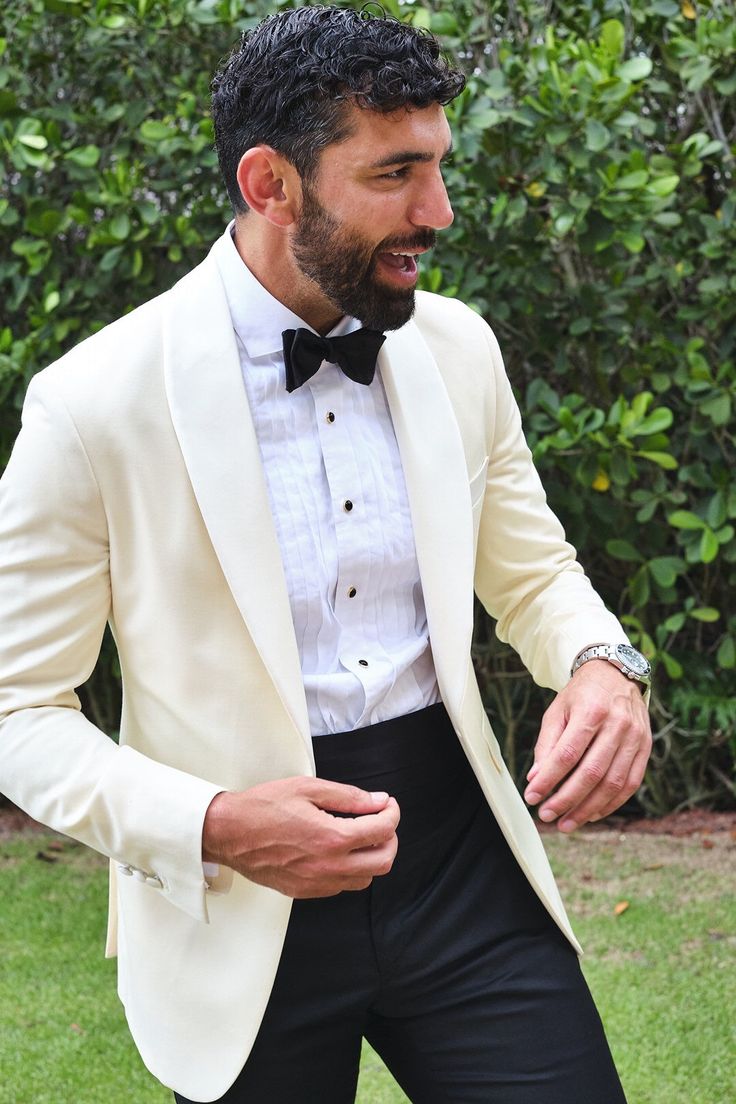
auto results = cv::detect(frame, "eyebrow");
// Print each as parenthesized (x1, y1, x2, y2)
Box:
(368, 143, 454, 170)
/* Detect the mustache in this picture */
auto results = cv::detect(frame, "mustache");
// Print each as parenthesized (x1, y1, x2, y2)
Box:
(375, 230, 437, 253)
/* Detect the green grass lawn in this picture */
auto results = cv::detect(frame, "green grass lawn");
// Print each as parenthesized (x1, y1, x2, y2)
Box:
(1, 827, 734, 1104)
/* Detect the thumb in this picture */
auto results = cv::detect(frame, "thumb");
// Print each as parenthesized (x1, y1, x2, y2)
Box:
(307, 778, 390, 816)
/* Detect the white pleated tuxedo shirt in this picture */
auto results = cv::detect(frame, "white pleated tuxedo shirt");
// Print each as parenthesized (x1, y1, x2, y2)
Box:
(213, 225, 440, 736)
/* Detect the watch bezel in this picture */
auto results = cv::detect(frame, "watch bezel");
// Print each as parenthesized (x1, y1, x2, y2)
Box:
(614, 643, 651, 678)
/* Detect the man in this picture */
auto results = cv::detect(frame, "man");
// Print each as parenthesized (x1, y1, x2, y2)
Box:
(0, 7, 651, 1102)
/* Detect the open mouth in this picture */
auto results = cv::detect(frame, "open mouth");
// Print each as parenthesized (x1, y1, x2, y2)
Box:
(381, 251, 418, 272)
(376, 249, 424, 282)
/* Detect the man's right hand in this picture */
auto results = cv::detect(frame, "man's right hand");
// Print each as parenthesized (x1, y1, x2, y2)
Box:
(201, 778, 400, 898)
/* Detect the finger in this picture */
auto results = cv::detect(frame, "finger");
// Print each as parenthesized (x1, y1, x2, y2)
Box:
(555, 740, 640, 831)
(346, 834, 399, 879)
(305, 777, 392, 815)
(536, 728, 622, 825)
(525, 710, 600, 807)
(582, 743, 652, 826)
(337, 799, 401, 850)
(298, 829, 400, 896)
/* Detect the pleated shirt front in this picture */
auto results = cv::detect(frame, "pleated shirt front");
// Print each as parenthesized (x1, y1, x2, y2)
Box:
(213, 225, 439, 736)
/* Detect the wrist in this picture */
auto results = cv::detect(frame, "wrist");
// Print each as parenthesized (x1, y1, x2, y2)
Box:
(570, 642, 651, 692)
(202, 790, 234, 864)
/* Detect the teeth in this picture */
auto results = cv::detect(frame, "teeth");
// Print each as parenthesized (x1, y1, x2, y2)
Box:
(389, 251, 418, 256)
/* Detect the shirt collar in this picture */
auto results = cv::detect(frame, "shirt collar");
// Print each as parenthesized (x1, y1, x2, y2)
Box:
(212, 221, 360, 359)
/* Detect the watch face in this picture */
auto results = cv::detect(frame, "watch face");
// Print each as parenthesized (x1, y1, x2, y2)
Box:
(616, 644, 650, 676)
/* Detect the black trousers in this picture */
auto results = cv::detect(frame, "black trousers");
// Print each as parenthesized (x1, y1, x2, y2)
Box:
(176, 704, 626, 1103)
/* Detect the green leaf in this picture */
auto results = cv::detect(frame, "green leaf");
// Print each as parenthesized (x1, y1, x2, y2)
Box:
(650, 0, 679, 14)
(140, 120, 175, 142)
(699, 529, 719, 563)
(637, 451, 678, 469)
(585, 120, 610, 152)
(545, 126, 570, 147)
(706, 492, 727, 530)
(17, 133, 47, 150)
(698, 276, 727, 295)
(618, 57, 653, 82)
(600, 19, 625, 58)
(635, 408, 673, 435)
(648, 557, 684, 587)
(100, 245, 123, 272)
(621, 231, 645, 253)
(717, 637, 736, 669)
(43, 290, 60, 313)
(660, 652, 683, 679)
(606, 539, 643, 562)
(647, 174, 679, 197)
(553, 212, 575, 236)
(668, 510, 705, 530)
(109, 214, 130, 241)
(0, 90, 18, 115)
(24, 207, 63, 237)
(653, 212, 682, 227)
(629, 565, 650, 607)
(491, 193, 508, 218)
(714, 74, 736, 96)
(685, 60, 714, 93)
(467, 108, 501, 130)
(65, 145, 100, 168)
(662, 612, 686, 633)
(688, 607, 720, 623)
(701, 393, 731, 426)
(409, 7, 431, 30)
(616, 170, 649, 190)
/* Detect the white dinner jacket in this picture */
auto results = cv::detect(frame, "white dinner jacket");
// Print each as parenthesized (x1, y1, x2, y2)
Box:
(0, 244, 629, 1101)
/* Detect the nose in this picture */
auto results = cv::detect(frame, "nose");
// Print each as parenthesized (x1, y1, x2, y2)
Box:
(410, 170, 454, 231)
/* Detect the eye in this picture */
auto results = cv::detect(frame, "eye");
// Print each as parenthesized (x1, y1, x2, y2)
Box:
(379, 166, 410, 180)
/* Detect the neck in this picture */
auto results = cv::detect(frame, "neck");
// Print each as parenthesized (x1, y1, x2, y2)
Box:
(232, 215, 343, 335)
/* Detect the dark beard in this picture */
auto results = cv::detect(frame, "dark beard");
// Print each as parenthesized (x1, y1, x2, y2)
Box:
(292, 183, 435, 332)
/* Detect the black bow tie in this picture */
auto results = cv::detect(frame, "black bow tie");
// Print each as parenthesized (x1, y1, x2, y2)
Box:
(282, 327, 386, 394)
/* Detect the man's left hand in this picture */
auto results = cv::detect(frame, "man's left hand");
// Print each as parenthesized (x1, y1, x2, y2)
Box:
(523, 660, 652, 832)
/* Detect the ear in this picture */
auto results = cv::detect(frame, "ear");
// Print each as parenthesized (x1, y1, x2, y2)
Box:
(235, 146, 301, 227)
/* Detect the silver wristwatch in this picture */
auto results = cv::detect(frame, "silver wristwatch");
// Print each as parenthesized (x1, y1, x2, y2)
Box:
(571, 643, 651, 691)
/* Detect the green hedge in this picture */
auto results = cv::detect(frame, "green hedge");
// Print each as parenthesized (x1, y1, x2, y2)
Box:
(2, 0, 734, 811)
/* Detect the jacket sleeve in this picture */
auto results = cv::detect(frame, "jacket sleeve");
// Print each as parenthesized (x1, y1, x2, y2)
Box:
(0, 374, 223, 923)
(473, 321, 630, 692)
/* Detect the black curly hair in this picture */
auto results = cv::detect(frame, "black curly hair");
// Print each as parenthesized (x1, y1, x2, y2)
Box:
(211, 5, 465, 214)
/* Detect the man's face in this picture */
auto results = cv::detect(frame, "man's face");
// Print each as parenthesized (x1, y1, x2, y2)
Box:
(290, 102, 454, 332)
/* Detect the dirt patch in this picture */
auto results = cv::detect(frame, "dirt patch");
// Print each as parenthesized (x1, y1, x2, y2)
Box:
(554, 825, 736, 876)
(534, 808, 736, 838)
(592, 809, 736, 837)
(0, 804, 45, 839)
